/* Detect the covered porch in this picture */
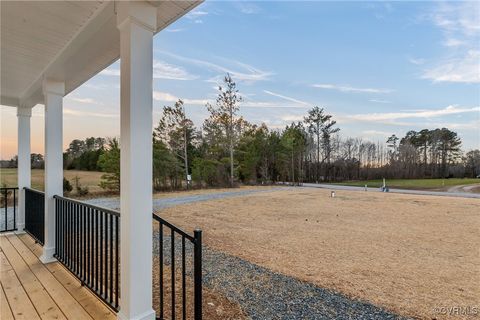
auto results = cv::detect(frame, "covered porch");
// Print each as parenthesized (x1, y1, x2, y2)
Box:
(1, 1, 203, 319)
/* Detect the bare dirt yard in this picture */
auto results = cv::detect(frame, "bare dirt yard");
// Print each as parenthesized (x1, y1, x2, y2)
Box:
(157, 187, 480, 320)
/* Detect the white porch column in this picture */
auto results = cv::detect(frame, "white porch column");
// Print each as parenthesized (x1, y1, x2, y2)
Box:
(117, 2, 156, 320)
(16, 106, 32, 233)
(40, 79, 64, 264)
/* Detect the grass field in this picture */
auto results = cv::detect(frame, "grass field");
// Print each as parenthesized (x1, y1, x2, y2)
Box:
(158, 188, 480, 320)
(0, 168, 104, 193)
(330, 178, 480, 190)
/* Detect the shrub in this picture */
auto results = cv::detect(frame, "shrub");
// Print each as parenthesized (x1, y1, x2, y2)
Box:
(73, 175, 89, 196)
(63, 178, 73, 193)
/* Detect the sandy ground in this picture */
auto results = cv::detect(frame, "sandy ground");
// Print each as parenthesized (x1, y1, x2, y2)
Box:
(157, 187, 480, 320)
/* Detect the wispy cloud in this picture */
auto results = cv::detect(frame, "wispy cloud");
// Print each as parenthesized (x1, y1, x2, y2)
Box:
(186, 9, 208, 24)
(153, 91, 210, 106)
(166, 28, 185, 33)
(186, 10, 208, 17)
(346, 105, 479, 122)
(234, 2, 261, 15)
(369, 99, 391, 104)
(408, 57, 425, 65)
(99, 68, 119, 77)
(63, 108, 117, 118)
(263, 90, 310, 106)
(241, 101, 308, 109)
(362, 130, 392, 137)
(312, 84, 393, 94)
(83, 83, 111, 90)
(443, 38, 465, 47)
(422, 1, 480, 83)
(153, 60, 197, 80)
(66, 97, 101, 105)
(422, 49, 480, 83)
(100, 60, 197, 81)
(159, 51, 273, 83)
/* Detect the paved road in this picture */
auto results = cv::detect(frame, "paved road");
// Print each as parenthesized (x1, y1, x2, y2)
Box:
(300, 183, 480, 199)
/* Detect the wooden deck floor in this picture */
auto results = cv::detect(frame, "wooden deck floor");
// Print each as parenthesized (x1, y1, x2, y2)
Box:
(0, 233, 116, 320)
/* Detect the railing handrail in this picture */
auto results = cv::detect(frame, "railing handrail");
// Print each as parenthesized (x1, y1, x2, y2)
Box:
(24, 187, 45, 195)
(0, 187, 19, 190)
(54, 195, 120, 217)
(54, 195, 120, 311)
(152, 212, 195, 242)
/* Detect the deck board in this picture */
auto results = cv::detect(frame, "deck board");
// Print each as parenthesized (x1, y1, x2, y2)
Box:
(0, 236, 66, 320)
(0, 251, 41, 320)
(0, 233, 116, 320)
(17, 234, 116, 320)
(1, 282, 15, 320)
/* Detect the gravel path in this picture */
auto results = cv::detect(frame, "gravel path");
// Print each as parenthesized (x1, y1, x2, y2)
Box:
(202, 249, 407, 320)
(84, 187, 287, 211)
(301, 182, 480, 199)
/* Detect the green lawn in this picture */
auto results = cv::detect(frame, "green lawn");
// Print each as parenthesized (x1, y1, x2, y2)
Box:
(330, 178, 480, 190)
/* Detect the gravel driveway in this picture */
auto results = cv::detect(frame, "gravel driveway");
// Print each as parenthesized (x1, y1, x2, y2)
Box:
(84, 187, 287, 211)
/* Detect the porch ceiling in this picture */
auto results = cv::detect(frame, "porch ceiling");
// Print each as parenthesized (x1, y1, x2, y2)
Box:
(1, 0, 201, 109)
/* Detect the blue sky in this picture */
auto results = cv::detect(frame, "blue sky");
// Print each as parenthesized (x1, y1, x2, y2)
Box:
(1, 1, 479, 158)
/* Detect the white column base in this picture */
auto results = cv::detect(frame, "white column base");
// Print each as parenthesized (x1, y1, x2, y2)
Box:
(15, 223, 26, 234)
(39, 246, 57, 264)
(117, 309, 155, 320)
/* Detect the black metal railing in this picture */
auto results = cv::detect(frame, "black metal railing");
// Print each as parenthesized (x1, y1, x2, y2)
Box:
(24, 188, 45, 244)
(0, 187, 18, 232)
(54, 195, 120, 311)
(153, 213, 202, 320)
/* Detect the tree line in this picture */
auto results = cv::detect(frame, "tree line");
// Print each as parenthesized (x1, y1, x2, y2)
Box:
(95, 74, 479, 190)
(3, 73, 479, 191)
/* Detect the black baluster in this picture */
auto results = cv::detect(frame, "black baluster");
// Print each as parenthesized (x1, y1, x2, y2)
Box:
(182, 236, 186, 320)
(171, 229, 175, 320)
(159, 223, 164, 319)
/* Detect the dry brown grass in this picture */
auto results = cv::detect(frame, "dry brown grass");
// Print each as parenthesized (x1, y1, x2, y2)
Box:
(157, 187, 480, 320)
(0, 168, 104, 193)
